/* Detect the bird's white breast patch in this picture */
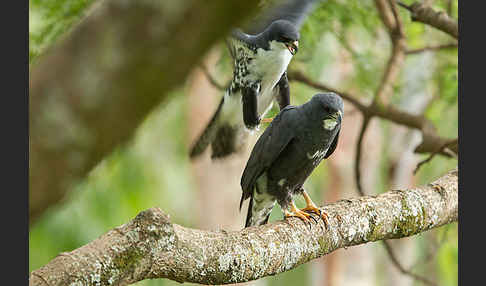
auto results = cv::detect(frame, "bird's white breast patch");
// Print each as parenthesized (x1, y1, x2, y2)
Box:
(252, 41, 293, 116)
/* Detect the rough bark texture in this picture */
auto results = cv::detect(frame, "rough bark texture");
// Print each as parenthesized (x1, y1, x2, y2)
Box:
(29, 0, 260, 224)
(30, 168, 458, 286)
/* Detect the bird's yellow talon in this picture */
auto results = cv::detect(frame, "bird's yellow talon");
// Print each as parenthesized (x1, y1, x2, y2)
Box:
(301, 190, 330, 229)
(284, 202, 315, 229)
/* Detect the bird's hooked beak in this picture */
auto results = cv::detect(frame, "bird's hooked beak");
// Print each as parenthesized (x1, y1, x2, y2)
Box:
(330, 110, 343, 121)
(285, 40, 299, 55)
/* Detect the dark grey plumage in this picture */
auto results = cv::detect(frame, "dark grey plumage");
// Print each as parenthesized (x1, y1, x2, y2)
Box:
(243, 0, 320, 35)
(240, 92, 343, 227)
(189, 0, 324, 160)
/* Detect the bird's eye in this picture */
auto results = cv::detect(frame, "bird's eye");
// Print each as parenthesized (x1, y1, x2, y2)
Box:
(324, 106, 331, 113)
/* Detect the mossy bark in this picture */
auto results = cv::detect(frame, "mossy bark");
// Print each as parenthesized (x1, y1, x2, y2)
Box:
(29, 168, 458, 286)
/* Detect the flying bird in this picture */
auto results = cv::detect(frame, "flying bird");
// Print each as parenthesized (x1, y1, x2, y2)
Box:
(189, 0, 323, 160)
(240, 92, 343, 228)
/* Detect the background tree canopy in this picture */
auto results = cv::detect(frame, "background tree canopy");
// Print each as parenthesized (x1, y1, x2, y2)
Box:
(29, 0, 458, 285)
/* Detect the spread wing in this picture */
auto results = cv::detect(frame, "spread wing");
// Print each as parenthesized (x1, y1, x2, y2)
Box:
(227, 0, 322, 59)
(226, 30, 254, 60)
(240, 105, 298, 206)
(243, 0, 321, 34)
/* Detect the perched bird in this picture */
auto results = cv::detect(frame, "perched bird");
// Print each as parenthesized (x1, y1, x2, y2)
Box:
(189, 0, 322, 160)
(240, 92, 343, 228)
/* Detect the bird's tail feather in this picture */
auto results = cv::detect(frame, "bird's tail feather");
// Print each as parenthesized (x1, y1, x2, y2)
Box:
(189, 98, 224, 159)
(244, 190, 275, 228)
(244, 192, 255, 228)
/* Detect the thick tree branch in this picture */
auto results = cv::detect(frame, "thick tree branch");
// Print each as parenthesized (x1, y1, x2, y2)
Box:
(397, 1, 458, 39)
(30, 168, 458, 286)
(288, 71, 368, 111)
(29, 0, 261, 225)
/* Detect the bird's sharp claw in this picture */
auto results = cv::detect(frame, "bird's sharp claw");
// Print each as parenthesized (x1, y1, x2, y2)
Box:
(301, 206, 321, 215)
(302, 207, 330, 230)
(308, 214, 319, 224)
(284, 209, 313, 230)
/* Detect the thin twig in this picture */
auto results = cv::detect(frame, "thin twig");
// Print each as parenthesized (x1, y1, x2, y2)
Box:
(447, 0, 453, 16)
(371, 40, 406, 105)
(355, 116, 371, 196)
(288, 71, 368, 111)
(382, 240, 438, 286)
(373, 0, 406, 105)
(387, 0, 404, 37)
(410, 224, 452, 271)
(198, 64, 226, 90)
(396, 1, 411, 11)
(375, 0, 397, 33)
(414, 138, 458, 174)
(406, 42, 458, 55)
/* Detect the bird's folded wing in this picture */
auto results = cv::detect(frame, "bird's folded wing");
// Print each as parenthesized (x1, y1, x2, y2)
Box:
(243, 0, 322, 34)
(324, 129, 340, 159)
(274, 72, 290, 110)
(240, 106, 297, 197)
(227, 0, 322, 58)
(226, 30, 252, 60)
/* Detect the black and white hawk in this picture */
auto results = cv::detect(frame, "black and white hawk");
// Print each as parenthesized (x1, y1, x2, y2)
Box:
(240, 93, 343, 228)
(189, 0, 323, 159)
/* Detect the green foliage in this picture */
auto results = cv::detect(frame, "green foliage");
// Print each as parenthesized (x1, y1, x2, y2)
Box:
(298, 0, 384, 93)
(29, 0, 96, 64)
(434, 55, 459, 105)
(436, 224, 458, 286)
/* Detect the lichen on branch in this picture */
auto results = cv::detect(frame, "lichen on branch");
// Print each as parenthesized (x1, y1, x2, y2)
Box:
(29, 168, 458, 286)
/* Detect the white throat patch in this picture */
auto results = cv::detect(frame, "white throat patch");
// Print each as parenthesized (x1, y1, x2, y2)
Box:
(323, 118, 338, 130)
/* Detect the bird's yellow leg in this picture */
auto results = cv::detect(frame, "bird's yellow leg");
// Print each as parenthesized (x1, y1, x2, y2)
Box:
(300, 190, 329, 229)
(261, 117, 274, 123)
(283, 201, 313, 223)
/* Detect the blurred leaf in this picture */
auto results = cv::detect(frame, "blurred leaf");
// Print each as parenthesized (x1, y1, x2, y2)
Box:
(29, 0, 97, 64)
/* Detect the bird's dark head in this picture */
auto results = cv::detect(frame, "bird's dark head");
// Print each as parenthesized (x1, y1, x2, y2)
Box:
(309, 93, 344, 130)
(265, 20, 300, 55)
